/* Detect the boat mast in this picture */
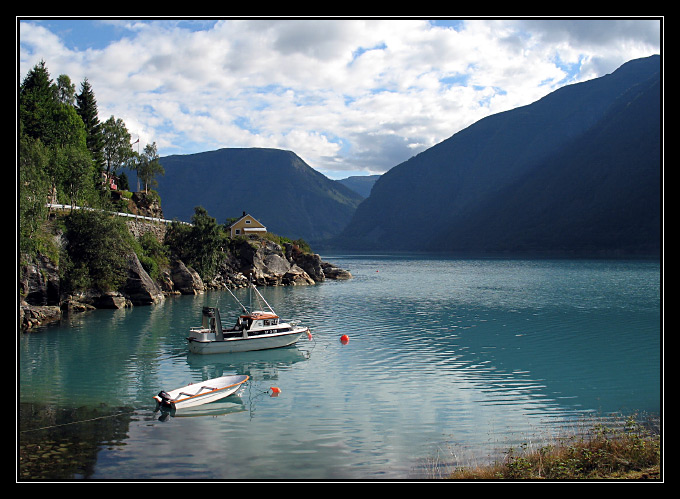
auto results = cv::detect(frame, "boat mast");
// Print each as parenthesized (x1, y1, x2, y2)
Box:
(250, 281, 276, 315)
(225, 286, 248, 314)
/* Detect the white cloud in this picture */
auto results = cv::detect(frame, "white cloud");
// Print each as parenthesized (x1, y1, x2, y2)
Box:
(18, 18, 661, 178)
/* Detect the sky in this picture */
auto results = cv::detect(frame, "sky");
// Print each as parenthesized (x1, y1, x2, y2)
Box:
(17, 17, 662, 179)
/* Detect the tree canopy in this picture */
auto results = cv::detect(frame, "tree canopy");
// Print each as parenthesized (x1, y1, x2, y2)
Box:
(135, 142, 164, 192)
(102, 116, 135, 175)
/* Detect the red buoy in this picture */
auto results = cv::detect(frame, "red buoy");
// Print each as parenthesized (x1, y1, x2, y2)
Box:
(270, 387, 281, 397)
(340, 334, 349, 345)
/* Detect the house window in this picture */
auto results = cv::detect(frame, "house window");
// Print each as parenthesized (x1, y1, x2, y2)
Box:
(245, 220, 251, 224)
(235, 229, 241, 235)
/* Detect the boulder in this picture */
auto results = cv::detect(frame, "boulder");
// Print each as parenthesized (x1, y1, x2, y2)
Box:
(263, 253, 292, 276)
(19, 302, 62, 330)
(290, 251, 325, 282)
(123, 252, 165, 305)
(282, 264, 316, 285)
(322, 262, 353, 280)
(170, 260, 205, 295)
(60, 289, 131, 310)
(158, 269, 180, 295)
(94, 291, 131, 309)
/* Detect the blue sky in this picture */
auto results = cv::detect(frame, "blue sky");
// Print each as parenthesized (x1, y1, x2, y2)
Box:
(18, 17, 661, 179)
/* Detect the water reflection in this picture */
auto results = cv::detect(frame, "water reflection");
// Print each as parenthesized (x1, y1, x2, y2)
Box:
(155, 397, 246, 420)
(185, 345, 310, 379)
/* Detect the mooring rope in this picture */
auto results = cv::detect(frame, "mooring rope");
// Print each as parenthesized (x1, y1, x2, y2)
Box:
(19, 410, 139, 433)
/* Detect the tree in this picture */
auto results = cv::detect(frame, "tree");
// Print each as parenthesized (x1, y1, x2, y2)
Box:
(56, 74, 76, 106)
(164, 221, 192, 262)
(54, 145, 97, 209)
(117, 172, 130, 191)
(36, 105, 88, 207)
(19, 136, 50, 255)
(101, 116, 135, 176)
(49, 103, 87, 149)
(188, 207, 224, 279)
(19, 60, 59, 144)
(165, 207, 225, 279)
(76, 78, 104, 169)
(135, 142, 164, 192)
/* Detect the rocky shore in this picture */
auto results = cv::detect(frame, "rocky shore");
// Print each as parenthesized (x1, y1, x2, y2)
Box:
(19, 236, 351, 331)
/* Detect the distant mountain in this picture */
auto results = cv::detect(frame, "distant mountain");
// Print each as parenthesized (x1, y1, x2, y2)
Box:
(153, 148, 363, 243)
(337, 175, 381, 198)
(336, 55, 661, 257)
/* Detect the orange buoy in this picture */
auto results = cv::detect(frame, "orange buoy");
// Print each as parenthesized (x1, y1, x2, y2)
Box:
(270, 387, 281, 397)
(307, 330, 313, 340)
(340, 334, 349, 345)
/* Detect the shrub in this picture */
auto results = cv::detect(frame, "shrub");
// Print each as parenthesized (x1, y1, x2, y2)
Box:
(61, 209, 131, 293)
(448, 414, 660, 480)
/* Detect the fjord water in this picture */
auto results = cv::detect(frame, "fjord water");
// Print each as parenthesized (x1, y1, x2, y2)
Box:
(19, 256, 660, 480)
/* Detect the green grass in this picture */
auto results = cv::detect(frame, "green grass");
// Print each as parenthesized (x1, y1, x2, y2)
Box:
(446, 414, 661, 480)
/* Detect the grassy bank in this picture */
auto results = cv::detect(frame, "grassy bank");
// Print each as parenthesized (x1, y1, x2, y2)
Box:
(447, 414, 661, 480)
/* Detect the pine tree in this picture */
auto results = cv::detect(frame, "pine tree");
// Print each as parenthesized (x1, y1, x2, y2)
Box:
(19, 59, 59, 143)
(76, 78, 105, 169)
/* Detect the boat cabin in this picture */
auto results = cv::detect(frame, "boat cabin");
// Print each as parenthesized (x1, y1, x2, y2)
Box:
(190, 307, 289, 343)
(237, 312, 280, 331)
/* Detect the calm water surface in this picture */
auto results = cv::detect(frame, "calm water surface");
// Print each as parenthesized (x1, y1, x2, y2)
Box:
(18, 256, 661, 480)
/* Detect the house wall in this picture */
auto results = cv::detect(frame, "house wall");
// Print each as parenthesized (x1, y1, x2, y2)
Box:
(230, 215, 266, 238)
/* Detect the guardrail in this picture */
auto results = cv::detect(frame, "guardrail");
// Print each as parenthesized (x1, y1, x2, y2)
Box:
(46, 204, 192, 225)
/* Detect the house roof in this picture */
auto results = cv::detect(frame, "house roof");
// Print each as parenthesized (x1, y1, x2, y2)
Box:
(227, 212, 266, 229)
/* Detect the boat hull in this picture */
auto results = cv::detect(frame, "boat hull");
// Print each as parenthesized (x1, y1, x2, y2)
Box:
(153, 375, 249, 410)
(187, 328, 306, 354)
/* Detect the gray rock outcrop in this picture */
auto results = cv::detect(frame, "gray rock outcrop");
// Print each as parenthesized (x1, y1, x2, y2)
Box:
(170, 260, 205, 295)
(122, 252, 165, 304)
(19, 233, 351, 329)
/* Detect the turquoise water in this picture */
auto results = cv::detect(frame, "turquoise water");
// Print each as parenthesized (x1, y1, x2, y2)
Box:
(18, 256, 661, 480)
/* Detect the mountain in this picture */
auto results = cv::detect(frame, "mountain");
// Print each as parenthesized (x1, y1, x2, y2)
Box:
(337, 174, 381, 198)
(153, 148, 363, 243)
(336, 55, 661, 257)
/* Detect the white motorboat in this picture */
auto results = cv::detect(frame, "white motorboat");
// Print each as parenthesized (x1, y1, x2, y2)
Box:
(154, 374, 249, 410)
(187, 283, 310, 354)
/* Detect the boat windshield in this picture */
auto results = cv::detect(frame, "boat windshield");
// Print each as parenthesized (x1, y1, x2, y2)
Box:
(236, 313, 280, 331)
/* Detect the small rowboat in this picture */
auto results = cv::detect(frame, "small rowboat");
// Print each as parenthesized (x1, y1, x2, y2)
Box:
(153, 374, 249, 410)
